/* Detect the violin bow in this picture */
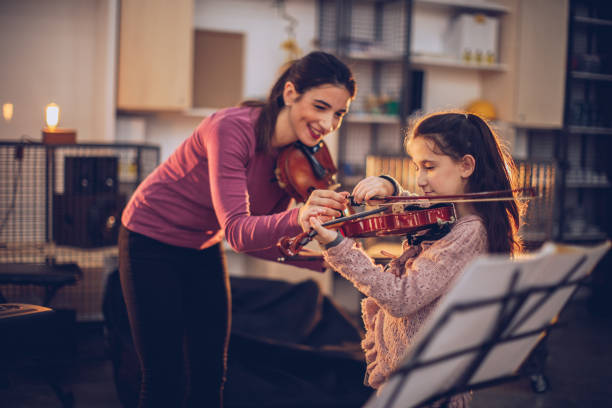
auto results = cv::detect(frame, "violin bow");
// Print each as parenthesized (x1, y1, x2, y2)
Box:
(350, 187, 538, 206)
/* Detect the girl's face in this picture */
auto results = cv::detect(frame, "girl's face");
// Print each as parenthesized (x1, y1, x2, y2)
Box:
(283, 83, 351, 146)
(408, 136, 475, 197)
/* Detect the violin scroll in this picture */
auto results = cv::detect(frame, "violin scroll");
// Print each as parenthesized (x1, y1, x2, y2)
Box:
(278, 230, 315, 258)
(275, 141, 338, 203)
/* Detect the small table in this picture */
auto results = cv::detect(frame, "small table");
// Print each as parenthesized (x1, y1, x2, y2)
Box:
(0, 263, 81, 407)
(0, 262, 82, 305)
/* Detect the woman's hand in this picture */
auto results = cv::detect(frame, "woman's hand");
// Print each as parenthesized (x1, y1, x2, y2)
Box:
(298, 189, 349, 232)
(351, 176, 396, 205)
(308, 216, 339, 245)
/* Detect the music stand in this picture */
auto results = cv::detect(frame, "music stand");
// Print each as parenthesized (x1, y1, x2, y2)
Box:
(364, 240, 611, 408)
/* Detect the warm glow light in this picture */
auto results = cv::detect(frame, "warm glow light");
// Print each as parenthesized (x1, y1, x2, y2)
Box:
(2, 103, 13, 122)
(45, 103, 60, 129)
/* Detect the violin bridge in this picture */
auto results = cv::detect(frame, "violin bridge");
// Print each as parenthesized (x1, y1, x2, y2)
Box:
(437, 216, 456, 226)
(391, 203, 405, 214)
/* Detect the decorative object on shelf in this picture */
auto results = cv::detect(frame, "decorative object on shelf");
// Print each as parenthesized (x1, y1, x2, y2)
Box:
(565, 168, 610, 187)
(41, 102, 76, 144)
(276, 0, 302, 62)
(465, 99, 497, 121)
(366, 93, 400, 116)
(571, 53, 603, 73)
(444, 13, 499, 65)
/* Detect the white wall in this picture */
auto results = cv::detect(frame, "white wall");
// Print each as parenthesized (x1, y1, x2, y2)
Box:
(129, 0, 318, 161)
(423, 68, 481, 112)
(0, 0, 510, 150)
(0, 0, 117, 142)
(410, 1, 483, 113)
(195, 0, 317, 100)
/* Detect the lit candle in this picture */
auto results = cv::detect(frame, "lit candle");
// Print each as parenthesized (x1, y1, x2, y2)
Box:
(45, 103, 60, 129)
(2, 103, 13, 122)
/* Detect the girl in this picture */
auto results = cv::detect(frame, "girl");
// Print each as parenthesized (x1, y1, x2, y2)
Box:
(119, 51, 355, 408)
(308, 111, 524, 407)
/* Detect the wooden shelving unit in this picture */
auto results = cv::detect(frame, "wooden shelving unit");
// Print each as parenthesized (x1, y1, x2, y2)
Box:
(317, 0, 513, 190)
(557, 0, 612, 243)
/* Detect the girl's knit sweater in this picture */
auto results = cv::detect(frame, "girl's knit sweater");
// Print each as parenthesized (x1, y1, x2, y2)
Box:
(323, 214, 487, 406)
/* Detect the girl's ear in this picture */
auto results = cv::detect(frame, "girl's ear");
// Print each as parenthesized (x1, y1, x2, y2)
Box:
(460, 154, 476, 178)
(282, 81, 298, 106)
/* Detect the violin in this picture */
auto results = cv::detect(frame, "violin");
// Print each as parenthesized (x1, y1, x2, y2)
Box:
(340, 203, 455, 238)
(278, 203, 456, 258)
(277, 188, 537, 259)
(274, 140, 338, 203)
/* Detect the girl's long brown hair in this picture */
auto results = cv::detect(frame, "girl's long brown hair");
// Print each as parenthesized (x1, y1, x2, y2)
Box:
(242, 51, 356, 153)
(405, 111, 526, 256)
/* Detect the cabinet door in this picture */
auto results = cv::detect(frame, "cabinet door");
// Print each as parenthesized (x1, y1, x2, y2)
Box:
(514, 0, 568, 127)
(484, 0, 568, 128)
(117, 0, 193, 111)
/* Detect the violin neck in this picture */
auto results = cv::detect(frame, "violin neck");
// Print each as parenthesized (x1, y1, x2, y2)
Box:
(321, 206, 387, 228)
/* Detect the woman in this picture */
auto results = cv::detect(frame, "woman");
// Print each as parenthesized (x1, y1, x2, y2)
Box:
(118, 51, 356, 407)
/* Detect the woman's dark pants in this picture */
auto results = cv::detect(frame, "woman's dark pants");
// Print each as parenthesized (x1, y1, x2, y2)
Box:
(118, 226, 230, 408)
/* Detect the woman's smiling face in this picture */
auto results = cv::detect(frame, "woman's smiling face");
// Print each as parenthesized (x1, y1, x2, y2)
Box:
(284, 83, 351, 146)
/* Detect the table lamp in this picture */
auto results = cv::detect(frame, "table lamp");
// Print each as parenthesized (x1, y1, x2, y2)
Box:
(42, 103, 76, 144)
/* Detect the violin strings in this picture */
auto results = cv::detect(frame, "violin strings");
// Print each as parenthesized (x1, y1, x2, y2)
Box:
(351, 192, 539, 207)
(375, 196, 537, 206)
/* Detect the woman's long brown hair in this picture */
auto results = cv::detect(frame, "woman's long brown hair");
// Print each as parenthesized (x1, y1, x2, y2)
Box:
(405, 111, 526, 256)
(241, 51, 356, 153)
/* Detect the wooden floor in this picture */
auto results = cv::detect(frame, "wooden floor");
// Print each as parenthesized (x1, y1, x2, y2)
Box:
(1, 293, 611, 408)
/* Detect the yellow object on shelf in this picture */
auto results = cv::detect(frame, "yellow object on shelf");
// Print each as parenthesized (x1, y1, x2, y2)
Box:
(465, 99, 497, 121)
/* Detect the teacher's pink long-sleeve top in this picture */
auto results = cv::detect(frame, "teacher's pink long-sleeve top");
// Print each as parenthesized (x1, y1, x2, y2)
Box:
(122, 106, 323, 272)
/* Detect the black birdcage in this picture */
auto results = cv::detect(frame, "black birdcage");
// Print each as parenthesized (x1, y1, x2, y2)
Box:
(0, 141, 160, 320)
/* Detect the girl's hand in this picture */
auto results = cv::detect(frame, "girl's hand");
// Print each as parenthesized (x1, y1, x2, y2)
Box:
(351, 176, 396, 205)
(298, 189, 349, 232)
(309, 216, 339, 245)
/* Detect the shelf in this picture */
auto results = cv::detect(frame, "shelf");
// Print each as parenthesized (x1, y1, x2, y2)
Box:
(561, 231, 608, 242)
(182, 107, 218, 117)
(573, 16, 612, 27)
(119, 179, 139, 186)
(565, 183, 611, 189)
(343, 52, 508, 72)
(556, 3, 612, 247)
(520, 231, 550, 243)
(567, 126, 612, 135)
(571, 71, 612, 82)
(346, 113, 400, 124)
(345, 51, 404, 62)
(410, 55, 507, 71)
(414, 0, 510, 14)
